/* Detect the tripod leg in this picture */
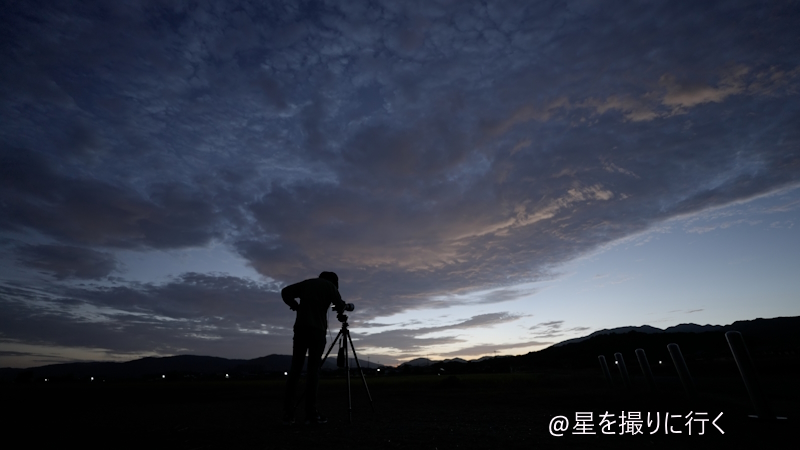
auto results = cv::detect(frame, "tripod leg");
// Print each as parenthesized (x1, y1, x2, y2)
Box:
(346, 329, 376, 414)
(345, 333, 352, 424)
(320, 328, 343, 369)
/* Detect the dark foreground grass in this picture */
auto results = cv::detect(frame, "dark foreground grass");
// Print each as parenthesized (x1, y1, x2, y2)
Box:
(5, 370, 796, 449)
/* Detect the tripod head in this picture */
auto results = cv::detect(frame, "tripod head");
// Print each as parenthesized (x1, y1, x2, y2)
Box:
(332, 302, 354, 324)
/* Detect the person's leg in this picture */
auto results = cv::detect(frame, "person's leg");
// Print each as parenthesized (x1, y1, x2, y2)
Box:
(304, 332, 327, 418)
(283, 332, 309, 418)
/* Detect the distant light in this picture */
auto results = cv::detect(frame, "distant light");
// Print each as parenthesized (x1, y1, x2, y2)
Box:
(659, 361, 663, 364)
(91, 377, 94, 381)
(162, 375, 165, 379)
(45, 379, 48, 382)
(284, 372, 288, 376)
(225, 374, 229, 379)
(614, 361, 618, 365)
(377, 369, 380, 372)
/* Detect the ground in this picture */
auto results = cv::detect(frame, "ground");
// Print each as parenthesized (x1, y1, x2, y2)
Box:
(5, 369, 795, 449)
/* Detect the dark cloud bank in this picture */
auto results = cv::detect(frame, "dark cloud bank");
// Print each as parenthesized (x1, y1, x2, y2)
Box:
(1, 0, 799, 365)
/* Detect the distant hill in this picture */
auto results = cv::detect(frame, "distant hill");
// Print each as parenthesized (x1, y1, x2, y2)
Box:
(556, 324, 728, 347)
(664, 323, 724, 333)
(399, 358, 434, 367)
(398, 357, 470, 367)
(553, 325, 664, 347)
(553, 317, 795, 348)
(441, 358, 467, 363)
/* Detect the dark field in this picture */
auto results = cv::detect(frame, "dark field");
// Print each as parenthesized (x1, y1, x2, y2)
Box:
(5, 369, 796, 449)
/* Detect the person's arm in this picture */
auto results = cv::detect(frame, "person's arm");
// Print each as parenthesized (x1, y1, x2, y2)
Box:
(331, 287, 346, 312)
(281, 283, 301, 311)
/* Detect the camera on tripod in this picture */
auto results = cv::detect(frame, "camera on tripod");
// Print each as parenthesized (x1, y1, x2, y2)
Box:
(333, 302, 355, 313)
(333, 302, 354, 322)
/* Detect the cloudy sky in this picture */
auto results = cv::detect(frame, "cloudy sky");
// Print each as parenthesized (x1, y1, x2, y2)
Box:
(1, 0, 799, 368)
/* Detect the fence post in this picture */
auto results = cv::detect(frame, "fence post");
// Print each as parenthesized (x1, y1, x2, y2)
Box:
(635, 348, 657, 392)
(614, 352, 632, 389)
(725, 331, 775, 419)
(598, 355, 613, 388)
(667, 343, 696, 398)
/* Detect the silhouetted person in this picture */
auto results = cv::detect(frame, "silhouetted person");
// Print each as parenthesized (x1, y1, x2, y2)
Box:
(281, 271, 346, 425)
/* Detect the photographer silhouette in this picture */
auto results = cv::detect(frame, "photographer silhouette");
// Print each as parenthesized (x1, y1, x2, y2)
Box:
(281, 271, 346, 425)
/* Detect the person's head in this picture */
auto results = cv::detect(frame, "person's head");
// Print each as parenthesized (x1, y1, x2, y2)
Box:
(319, 271, 338, 289)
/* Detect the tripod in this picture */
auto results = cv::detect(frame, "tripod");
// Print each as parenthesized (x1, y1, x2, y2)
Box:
(320, 314, 376, 423)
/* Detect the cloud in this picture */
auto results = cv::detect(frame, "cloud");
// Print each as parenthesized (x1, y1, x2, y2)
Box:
(466, 288, 538, 305)
(0, 273, 289, 360)
(354, 322, 397, 329)
(354, 312, 525, 353)
(686, 218, 762, 234)
(529, 320, 564, 338)
(0, 351, 42, 357)
(484, 97, 571, 135)
(577, 65, 797, 122)
(659, 66, 749, 111)
(0, 148, 223, 249)
(438, 340, 551, 357)
(581, 95, 660, 122)
(13, 244, 118, 280)
(748, 66, 800, 96)
(764, 197, 800, 214)
(770, 221, 793, 229)
(444, 312, 526, 329)
(528, 320, 590, 339)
